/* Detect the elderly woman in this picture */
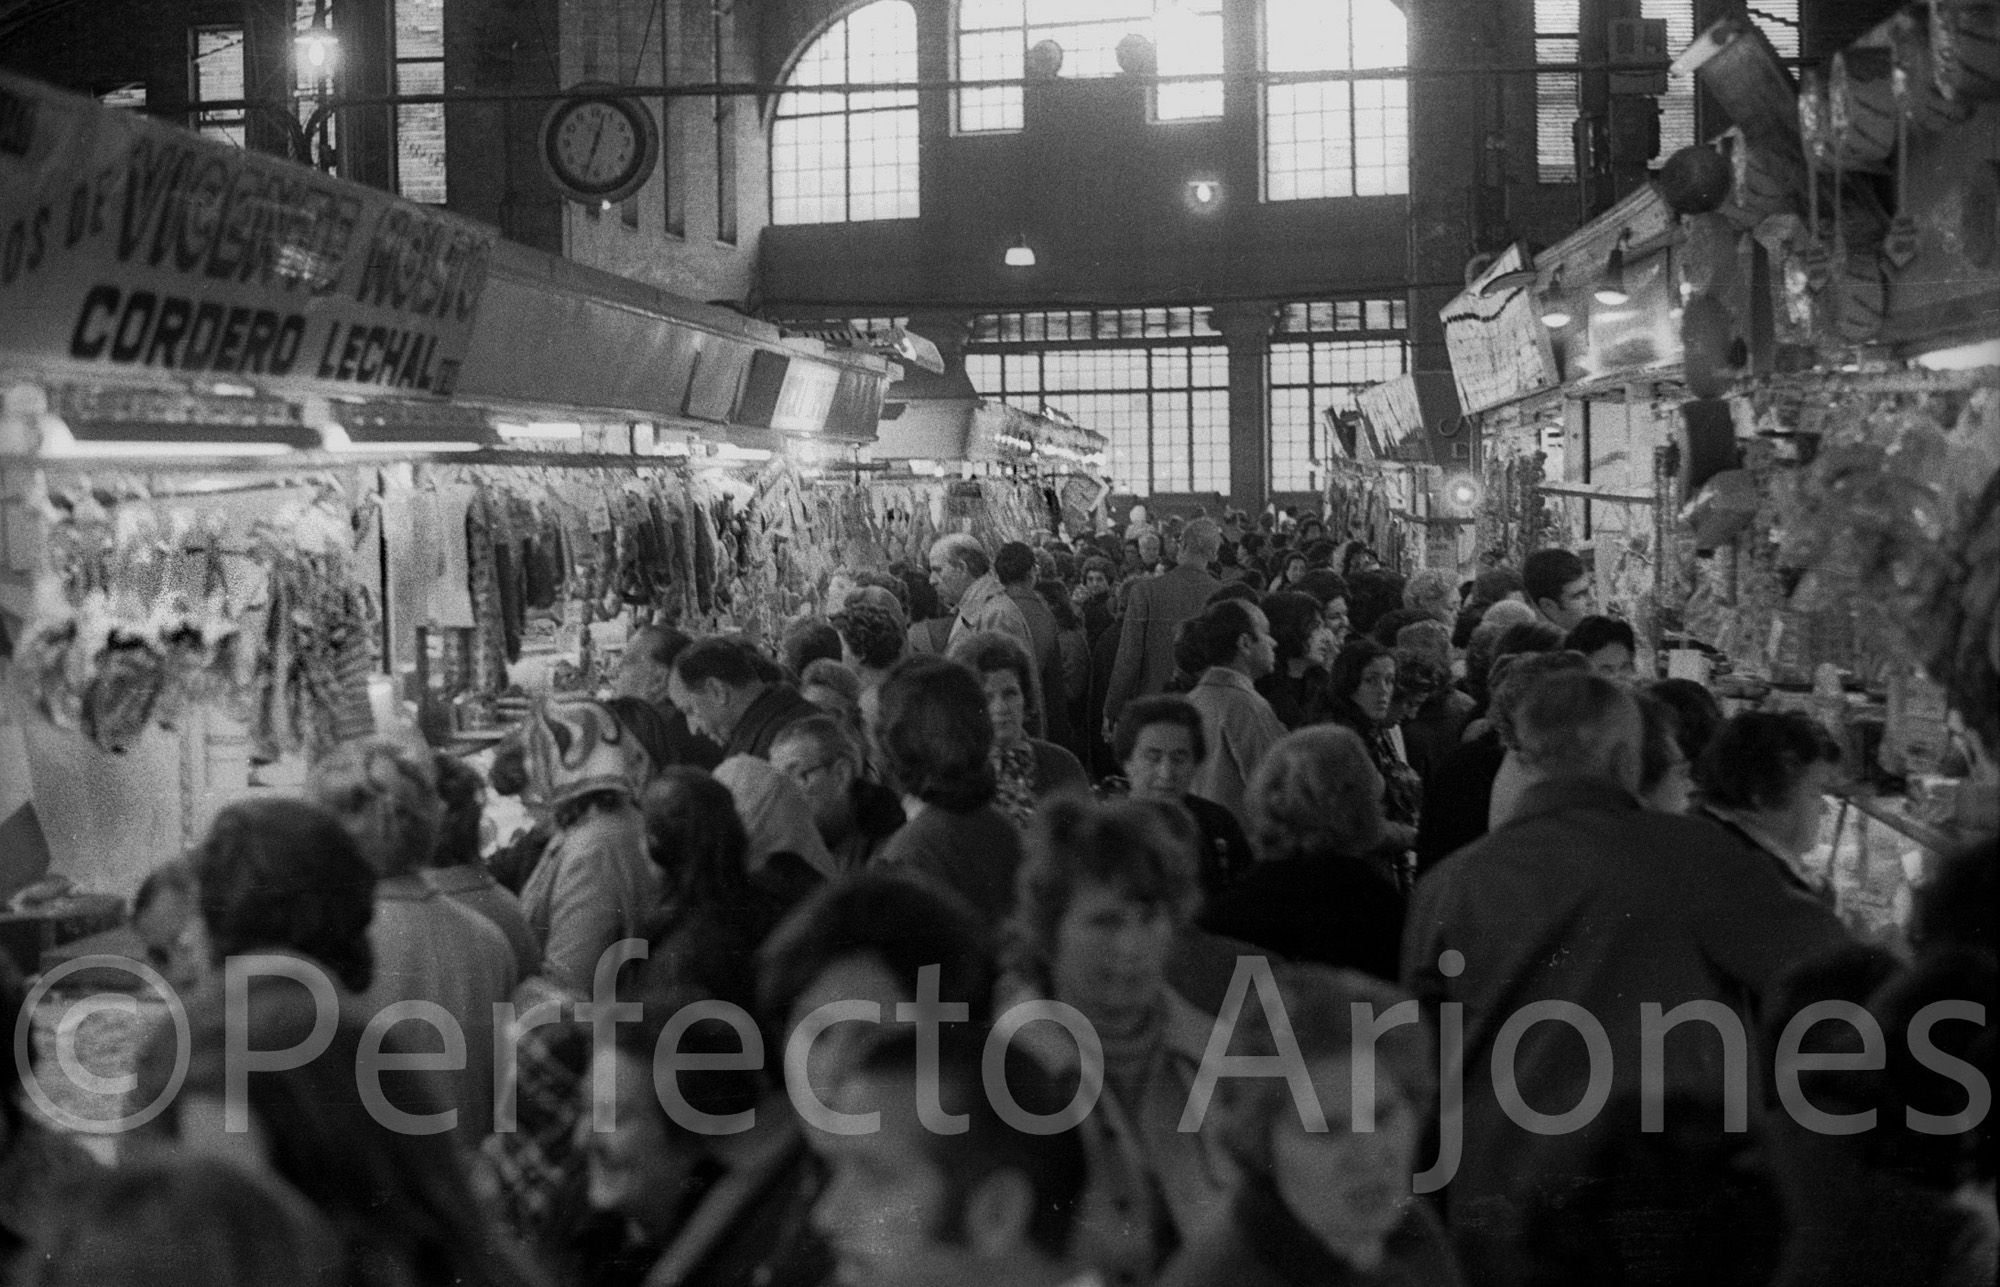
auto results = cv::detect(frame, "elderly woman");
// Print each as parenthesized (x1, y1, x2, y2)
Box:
(517, 697, 659, 994)
(1253, 591, 1334, 731)
(1004, 796, 1238, 1284)
(1326, 639, 1423, 853)
(870, 654, 1026, 917)
(948, 630, 1090, 826)
(1113, 695, 1255, 900)
(1180, 599, 1286, 821)
(1693, 711, 1845, 905)
(1402, 568, 1460, 626)
(1159, 966, 1457, 1287)
(1203, 726, 1406, 981)
(307, 737, 520, 1146)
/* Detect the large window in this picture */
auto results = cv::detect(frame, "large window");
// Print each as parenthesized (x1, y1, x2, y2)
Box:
(1263, 0, 1408, 200)
(1267, 298, 1408, 492)
(1536, 0, 1801, 183)
(965, 308, 1229, 496)
(391, 0, 446, 203)
(955, 0, 1223, 134)
(192, 27, 246, 147)
(773, 0, 919, 225)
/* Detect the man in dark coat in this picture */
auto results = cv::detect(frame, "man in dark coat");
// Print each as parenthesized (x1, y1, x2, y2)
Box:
(1103, 518, 1222, 735)
(1403, 671, 1850, 1287)
(668, 637, 819, 760)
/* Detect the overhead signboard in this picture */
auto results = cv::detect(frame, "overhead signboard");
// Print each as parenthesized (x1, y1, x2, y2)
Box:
(1439, 244, 1561, 413)
(0, 71, 495, 399)
(1355, 373, 1425, 450)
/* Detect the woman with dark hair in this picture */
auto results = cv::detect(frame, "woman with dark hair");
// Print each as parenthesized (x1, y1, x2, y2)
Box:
(641, 766, 793, 942)
(1159, 967, 1455, 1287)
(948, 630, 1090, 826)
(831, 600, 906, 692)
(187, 796, 377, 995)
(1693, 711, 1846, 904)
(149, 976, 542, 1287)
(870, 654, 1026, 917)
(1003, 796, 1236, 1284)
(1267, 550, 1310, 595)
(427, 752, 540, 978)
(1180, 598, 1286, 821)
(1326, 639, 1423, 854)
(1204, 726, 1406, 980)
(1253, 591, 1334, 730)
(1343, 568, 1407, 639)
(1111, 695, 1255, 900)
(1647, 678, 1724, 765)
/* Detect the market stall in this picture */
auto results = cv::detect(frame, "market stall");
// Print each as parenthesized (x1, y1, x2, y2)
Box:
(1434, 9, 1999, 942)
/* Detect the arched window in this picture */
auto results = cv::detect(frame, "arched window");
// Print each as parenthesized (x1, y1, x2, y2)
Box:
(954, 0, 1224, 134)
(1263, 0, 1408, 200)
(772, 0, 920, 225)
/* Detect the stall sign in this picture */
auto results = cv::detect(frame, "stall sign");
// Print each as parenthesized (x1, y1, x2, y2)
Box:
(1355, 374, 1425, 452)
(0, 72, 494, 400)
(1441, 245, 1561, 413)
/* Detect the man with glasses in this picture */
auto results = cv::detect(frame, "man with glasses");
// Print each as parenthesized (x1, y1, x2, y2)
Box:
(769, 715, 905, 872)
(1523, 547, 1595, 632)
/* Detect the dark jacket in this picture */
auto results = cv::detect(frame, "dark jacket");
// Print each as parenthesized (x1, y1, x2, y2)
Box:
(1158, 1177, 1462, 1287)
(1202, 848, 1405, 982)
(1399, 689, 1477, 787)
(1402, 778, 1850, 1285)
(830, 779, 906, 871)
(723, 684, 819, 760)
(1105, 564, 1223, 720)
(1182, 794, 1255, 902)
(876, 802, 1025, 920)
(1255, 662, 1334, 731)
(1412, 727, 1504, 875)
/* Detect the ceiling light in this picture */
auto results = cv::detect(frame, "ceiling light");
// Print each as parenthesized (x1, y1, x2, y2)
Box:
(1537, 265, 1572, 328)
(295, 22, 338, 73)
(496, 420, 584, 440)
(1004, 237, 1036, 268)
(1594, 230, 1631, 307)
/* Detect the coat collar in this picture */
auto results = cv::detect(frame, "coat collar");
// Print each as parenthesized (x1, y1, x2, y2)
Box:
(1505, 775, 1643, 826)
(1196, 665, 1258, 694)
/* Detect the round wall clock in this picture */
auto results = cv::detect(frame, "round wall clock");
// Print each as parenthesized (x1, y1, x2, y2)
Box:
(540, 84, 659, 205)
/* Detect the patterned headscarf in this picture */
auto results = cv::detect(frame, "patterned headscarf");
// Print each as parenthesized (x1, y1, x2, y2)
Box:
(524, 697, 649, 808)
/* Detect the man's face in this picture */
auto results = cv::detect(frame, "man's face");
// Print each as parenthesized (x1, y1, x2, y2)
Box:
(1542, 575, 1596, 631)
(771, 737, 856, 837)
(1586, 642, 1636, 680)
(1138, 534, 1162, 564)
(666, 670, 730, 743)
(929, 553, 973, 609)
(811, 1072, 963, 1287)
(1084, 569, 1111, 597)
(1239, 607, 1278, 679)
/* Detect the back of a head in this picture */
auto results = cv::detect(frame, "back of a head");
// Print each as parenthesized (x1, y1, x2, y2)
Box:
(781, 617, 844, 677)
(874, 655, 995, 810)
(994, 541, 1037, 586)
(1343, 568, 1405, 636)
(713, 754, 834, 874)
(833, 600, 908, 669)
(1522, 547, 1585, 607)
(1646, 678, 1724, 764)
(1471, 566, 1524, 607)
(1183, 598, 1259, 671)
(28, 1152, 347, 1287)
(1181, 518, 1222, 562)
(1247, 725, 1386, 862)
(642, 766, 751, 904)
(1489, 650, 1591, 749)
(1204, 580, 1261, 608)
(191, 797, 376, 994)
(1292, 568, 1348, 608)
(800, 657, 863, 704)
(1510, 669, 1643, 789)
(1395, 619, 1453, 674)
(849, 1024, 1088, 1261)
(307, 737, 443, 877)
(1403, 568, 1458, 619)
(1262, 591, 1321, 662)
(1368, 606, 1433, 649)
(757, 870, 996, 1046)
(1692, 710, 1841, 814)
(1480, 598, 1540, 631)
(933, 533, 990, 579)
(1493, 619, 1566, 664)
(1563, 614, 1636, 658)
(673, 636, 762, 691)
(430, 753, 485, 869)
(773, 713, 863, 773)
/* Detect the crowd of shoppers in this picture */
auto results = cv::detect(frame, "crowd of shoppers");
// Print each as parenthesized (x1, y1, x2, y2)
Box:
(1, 507, 1991, 1287)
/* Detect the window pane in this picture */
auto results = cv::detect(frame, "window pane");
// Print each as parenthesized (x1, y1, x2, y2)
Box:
(773, 1, 918, 224)
(193, 27, 246, 146)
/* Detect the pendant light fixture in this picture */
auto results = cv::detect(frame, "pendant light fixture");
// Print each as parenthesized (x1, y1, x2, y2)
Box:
(1539, 265, 1574, 329)
(1004, 236, 1036, 268)
(1594, 230, 1632, 307)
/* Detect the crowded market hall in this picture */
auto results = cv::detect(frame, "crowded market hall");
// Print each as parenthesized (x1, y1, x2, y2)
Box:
(0, 0, 1995, 1283)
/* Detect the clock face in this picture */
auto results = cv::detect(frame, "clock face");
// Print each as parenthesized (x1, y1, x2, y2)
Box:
(540, 88, 659, 205)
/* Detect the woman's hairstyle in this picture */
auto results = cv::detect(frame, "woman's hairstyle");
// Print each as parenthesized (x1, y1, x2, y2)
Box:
(1205, 581, 1261, 608)
(1692, 710, 1842, 813)
(800, 658, 862, 704)
(832, 601, 907, 669)
(163, 976, 536, 1287)
(190, 798, 376, 994)
(1563, 614, 1637, 658)
(1261, 591, 1321, 664)
(1343, 568, 1406, 636)
(1081, 555, 1116, 583)
(1493, 620, 1567, 665)
(872, 655, 996, 810)
(1395, 620, 1454, 674)
(1217, 966, 1433, 1180)
(1391, 647, 1452, 710)
(1293, 569, 1349, 608)
(26, 1152, 347, 1287)
(1112, 695, 1208, 766)
(1012, 796, 1200, 988)
(1340, 544, 1381, 576)
(430, 753, 485, 870)
(781, 616, 844, 678)
(1645, 678, 1723, 765)
(134, 859, 197, 919)
(1328, 636, 1393, 702)
(641, 767, 752, 911)
(1402, 568, 1459, 621)
(1488, 651, 1591, 751)
(1035, 579, 1081, 631)
(948, 629, 1036, 701)
(1180, 598, 1262, 672)
(306, 737, 443, 878)
(756, 871, 996, 1051)
(851, 569, 910, 612)
(1279, 551, 1308, 577)
(1246, 725, 1386, 861)
(1368, 607, 1434, 648)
